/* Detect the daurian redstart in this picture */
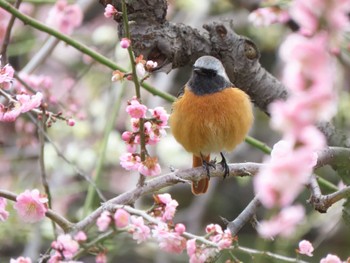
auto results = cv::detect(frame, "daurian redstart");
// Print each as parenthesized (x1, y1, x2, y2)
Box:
(170, 56, 253, 195)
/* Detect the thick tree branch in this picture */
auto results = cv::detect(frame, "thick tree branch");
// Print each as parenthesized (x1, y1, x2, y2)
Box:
(225, 196, 261, 236)
(102, 0, 287, 115)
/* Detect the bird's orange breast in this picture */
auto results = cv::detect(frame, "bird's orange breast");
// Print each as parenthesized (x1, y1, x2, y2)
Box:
(170, 87, 253, 156)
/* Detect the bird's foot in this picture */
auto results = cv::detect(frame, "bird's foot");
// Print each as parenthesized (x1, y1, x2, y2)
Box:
(220, 152, 230, 179)
(201, 155, 215, 179)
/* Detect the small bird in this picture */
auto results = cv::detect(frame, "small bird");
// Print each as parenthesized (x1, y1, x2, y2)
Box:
(169, 56, 254, 195)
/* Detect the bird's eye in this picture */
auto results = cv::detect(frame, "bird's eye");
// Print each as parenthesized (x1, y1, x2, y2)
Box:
(201, 69, 217, 77)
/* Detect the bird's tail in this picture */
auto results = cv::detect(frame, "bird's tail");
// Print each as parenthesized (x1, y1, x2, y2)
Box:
(191, 154, 210, 195)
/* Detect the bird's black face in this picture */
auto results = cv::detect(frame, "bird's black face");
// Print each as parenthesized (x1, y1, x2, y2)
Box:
(188, 67, 232, 96)
(193, 67, 217, 78)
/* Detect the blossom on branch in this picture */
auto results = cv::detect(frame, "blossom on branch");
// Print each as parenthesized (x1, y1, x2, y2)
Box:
(152, 223, 186, 254)
(126, 97, 147, 119)
(0, 62, 14, 90)
(114, 208, 130, 228)
(129, 216, 151, 243)
(298, 240, 314, 257)
(13, 189, 48, 223)
(104, 4, 118, 18)
(120, 38, 131, 49)
(51, 234, 80, 260)
(138, 156, 161, 176)
(96, 211, 112, 232)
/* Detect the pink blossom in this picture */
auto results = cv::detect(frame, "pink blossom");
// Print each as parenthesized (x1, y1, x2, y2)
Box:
(114, 208, 130, 228)
(298, 240, 314, 257)
(157, 193, 179, 221)
(120, 38, 131, 49)
(10, 257, 32, 263)
(205, 224, 232, 249)
(129, 216, 151, 243)
(175, 223, 186, 235)
(126, 98, 147, 118)
(48, 251, 62, 263)
(152, 223, 187, 254)
(66, 118, 76, 126)
(51, 234, 79, 259)
(46, 0, 83, 35)
(0, 197, 9, 221)
(104, 4, 118, 18)
(96, 252, 107, 263)
(257, 205, 305, 238)
(186, 239, 208, 263)
(96, 211, 112, 232)
(248, 7, 289, 27)
(0, 102, 21, 122)
(320, 254, 342, 263)
(120, 152, 141, 171)
(14, 189, 48, 223)
(150, 106, 169, 127)
(0, 63, 14, 89)
(16, 92, 43, 113)
(145, 60, 158, 71)
(74, 231, 87, 242)
(144, 121, 164, 145)
(138, 156, 161, 176)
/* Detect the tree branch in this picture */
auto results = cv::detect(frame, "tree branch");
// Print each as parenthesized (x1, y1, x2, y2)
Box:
(0, 189, 74, 232)
(225, 196, 261, 236)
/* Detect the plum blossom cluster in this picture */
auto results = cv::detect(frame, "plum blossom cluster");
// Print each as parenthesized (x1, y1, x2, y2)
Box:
(45, 0, 83, 35)
(119, 97, 169, 176)
(48, 232, 87, 263)
(111, 54, 158, 82)
(0, 91, 43, 122)
(95, 194, 233, 262)
(0, 64, 44, 122)
(0, 60, 14, 90)
(187, 224, 233, 263)
(252, 0, 344, 239)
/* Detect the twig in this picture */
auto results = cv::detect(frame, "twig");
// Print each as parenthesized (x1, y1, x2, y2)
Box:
(38, 107, 57, 236)
(309, 184, 350, 213)
(0, 0, 175, 102)
(0, 189, 74, 232)
(236, 246, 309, 263)
(21, 37, 60, 74)
(225, 196, 261, 236)
(245, 136, 271, 154)
(0, 0, 22, 64)
(121, 0, 147, 187)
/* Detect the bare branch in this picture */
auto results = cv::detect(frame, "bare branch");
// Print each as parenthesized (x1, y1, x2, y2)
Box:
(225, 196, 261, 236)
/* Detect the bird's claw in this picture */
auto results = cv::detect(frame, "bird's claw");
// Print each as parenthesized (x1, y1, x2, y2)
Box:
(220, 152, 230, 179)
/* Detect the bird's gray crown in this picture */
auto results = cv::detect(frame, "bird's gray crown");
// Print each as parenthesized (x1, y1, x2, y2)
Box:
(193, 56, 229, 81)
